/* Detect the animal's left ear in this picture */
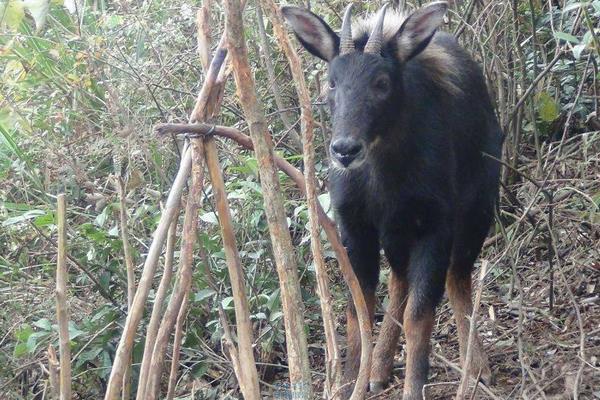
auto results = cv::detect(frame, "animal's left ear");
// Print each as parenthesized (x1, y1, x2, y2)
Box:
(394, 1, 448, 62)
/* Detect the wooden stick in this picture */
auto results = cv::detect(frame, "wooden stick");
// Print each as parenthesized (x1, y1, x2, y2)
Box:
(146, 139, 205, 400)
(56, 193, 71, 400)
(456, 260, 488, 399)
(135, 202, 180, 400)
(47, 345, 60, 400)
(205, 136, 261, 399)
(224, 1, 312, 397)
(259, 0, 342, 396)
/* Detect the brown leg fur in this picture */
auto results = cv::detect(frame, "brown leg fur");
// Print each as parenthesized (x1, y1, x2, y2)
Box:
(402, 300, 434, 400)
(369, 271, 409, 392)
(446, 267, 493, 384)
(342, 289, 376, 398)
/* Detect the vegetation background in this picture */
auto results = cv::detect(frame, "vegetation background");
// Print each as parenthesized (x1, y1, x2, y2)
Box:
(0, 0, 598, 398)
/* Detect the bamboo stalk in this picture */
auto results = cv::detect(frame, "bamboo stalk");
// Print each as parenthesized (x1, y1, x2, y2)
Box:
(117, 176, 136, 400)
(223, 1, 312, 397)
(146, 139, 205, 400)
(259, 0, 342, 395)
(166, 290, 189, 400)
(106, 6, 239, 395)
(56, 193, 71, 400)
(255, 4, 302, 151)
(135, 202, 180, 400)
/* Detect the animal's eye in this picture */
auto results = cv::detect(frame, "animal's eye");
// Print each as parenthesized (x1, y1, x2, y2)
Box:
(329, 79, 336, 89)
(373, 76, 390, 92)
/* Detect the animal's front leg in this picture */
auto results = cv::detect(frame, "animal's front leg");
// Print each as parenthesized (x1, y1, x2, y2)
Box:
(338, 221, 380, 398)
(402, 230, 452, 400)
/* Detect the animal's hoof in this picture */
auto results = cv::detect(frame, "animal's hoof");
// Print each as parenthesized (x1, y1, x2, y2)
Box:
(369, 381, 386, 393)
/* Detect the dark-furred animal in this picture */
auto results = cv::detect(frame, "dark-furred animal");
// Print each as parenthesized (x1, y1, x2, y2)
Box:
(283, 2, 503, 399)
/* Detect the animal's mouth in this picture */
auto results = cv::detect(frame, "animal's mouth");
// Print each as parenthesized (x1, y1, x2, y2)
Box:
(330, 149, 367, 170)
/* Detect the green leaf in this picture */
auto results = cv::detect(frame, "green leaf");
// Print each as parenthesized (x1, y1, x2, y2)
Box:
(2, 209, 45, 226)
(0, 1, 25, 30)
(194, 289, 216, 303)
(199, 212, 218, 225)
(68, 321, 86, 341)
(33, 318, 52, 331)
(554, 31, 580, 44)
(33, 212, 55, 227)
(537, 92, 560, 122)
(13, 343, 28, 358)
(15, 324, 33, 342)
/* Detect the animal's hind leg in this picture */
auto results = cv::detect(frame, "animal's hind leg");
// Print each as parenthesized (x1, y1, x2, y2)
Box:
(447, 205, 495, 384)
(369, 269, 409, 392)
(446, 261, 493, 384)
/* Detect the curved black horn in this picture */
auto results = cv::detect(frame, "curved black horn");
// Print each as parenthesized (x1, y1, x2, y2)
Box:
(339, 4, 354, 55)
(364, 3, 389, 54)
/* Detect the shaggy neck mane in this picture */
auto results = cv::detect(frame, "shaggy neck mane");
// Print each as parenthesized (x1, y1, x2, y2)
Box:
(352, 10, 462, 95)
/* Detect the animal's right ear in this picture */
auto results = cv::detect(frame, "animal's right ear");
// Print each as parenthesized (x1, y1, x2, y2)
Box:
(281, 6, 340, 62)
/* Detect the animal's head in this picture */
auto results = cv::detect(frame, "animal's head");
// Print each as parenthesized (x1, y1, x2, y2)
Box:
(282, 2, 448, 169)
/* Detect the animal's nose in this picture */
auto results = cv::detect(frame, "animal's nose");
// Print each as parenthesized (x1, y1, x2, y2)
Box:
(331, 138, 363, 167)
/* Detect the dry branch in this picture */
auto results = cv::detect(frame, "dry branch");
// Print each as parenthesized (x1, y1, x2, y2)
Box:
(259, 0, 342, 396)
(47, 345, 60, 400)
(205, 134, 261, 399)
(55, 194, 71, 400)
(224, 0, 312, 397)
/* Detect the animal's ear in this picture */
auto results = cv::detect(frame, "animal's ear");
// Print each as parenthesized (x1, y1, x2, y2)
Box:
(281, 6, 340, 62)
(394, 1, 448, 62)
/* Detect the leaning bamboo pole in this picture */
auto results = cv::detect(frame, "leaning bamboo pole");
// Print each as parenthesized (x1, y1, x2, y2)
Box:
(259, 0, 342, 395)
(56, 194, 71, 400)
(146, 139, 205, 400)
(223, 0, 312, 397)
